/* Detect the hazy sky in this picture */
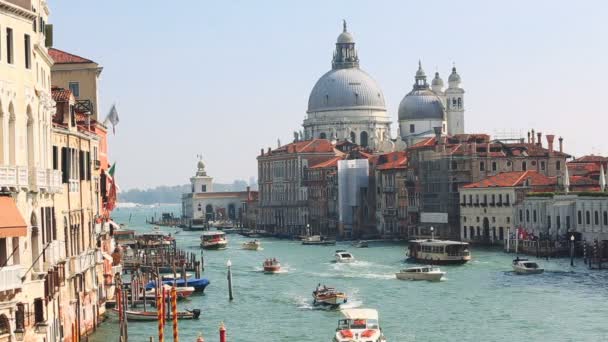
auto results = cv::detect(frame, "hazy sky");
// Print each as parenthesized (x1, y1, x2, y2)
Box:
(50, 0, 608, 190)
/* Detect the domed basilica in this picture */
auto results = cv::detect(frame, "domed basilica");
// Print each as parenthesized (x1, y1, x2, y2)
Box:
(302, 22, 466, 150)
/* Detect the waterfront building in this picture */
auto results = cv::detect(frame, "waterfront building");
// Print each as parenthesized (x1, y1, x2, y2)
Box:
(407, 130, 569, 239)
(303, 22, 391, 149)
(181, 159, 255, 227)
(305, 156, 342, 237)
(257, 139, 342, 236)
(398, 62, 465, 145)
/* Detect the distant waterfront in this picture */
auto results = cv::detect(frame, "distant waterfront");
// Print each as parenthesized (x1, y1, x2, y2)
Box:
(92, 205, 608, 342)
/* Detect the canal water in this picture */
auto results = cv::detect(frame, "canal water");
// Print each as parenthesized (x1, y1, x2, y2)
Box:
(91, 205, 608, 342)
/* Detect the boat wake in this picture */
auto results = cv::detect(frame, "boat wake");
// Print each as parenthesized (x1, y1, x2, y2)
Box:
(307, 271, 394, 280)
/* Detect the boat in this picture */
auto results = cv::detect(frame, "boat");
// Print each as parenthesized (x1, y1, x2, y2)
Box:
(334, 250, 355, 263)
(395, 265, 445, 281)
(352, 240, 369, 248)
(146, 278, 210, 293)
(143, 284, 195, 299)
(302, 235, 336, 246)
(112, 308, 201, 321)
(161, 273, 193, 281)
(242, 240, 261, 251)
(333, 308, 386, 342)
(200, 231, 228, 250)
(407, 239, 471, 265)
(263, 258, 281, 273)
(313, 284, 347, 308)
(512, 258, 544, 275)
(220, 228, 241, 234)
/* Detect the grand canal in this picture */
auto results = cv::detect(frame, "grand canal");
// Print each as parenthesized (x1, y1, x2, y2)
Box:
(91, 205, 608, 342)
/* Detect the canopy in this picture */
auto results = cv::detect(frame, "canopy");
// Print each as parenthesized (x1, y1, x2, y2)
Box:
(0, 196, 26, 237)
(341, 308, 379, 320)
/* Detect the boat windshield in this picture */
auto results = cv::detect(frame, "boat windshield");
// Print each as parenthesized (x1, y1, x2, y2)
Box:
(340, 253, 352, 258)
(525, 262, 539, 268)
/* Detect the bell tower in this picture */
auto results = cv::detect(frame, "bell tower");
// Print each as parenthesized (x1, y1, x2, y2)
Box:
(445, 65, 465, 135)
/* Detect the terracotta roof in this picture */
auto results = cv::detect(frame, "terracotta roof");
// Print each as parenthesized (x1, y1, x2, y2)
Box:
(567, 162, 600, 175)
(310, 156, 344, 169)
(49, 48, 95, 64)
(571, 155, 608, 163)
(376, 151, 408, 170)
(51, 87, 73, 102)
(0, 196, 27, 237)
(272, 139, 338, 154)
(463, 171, 555, 189)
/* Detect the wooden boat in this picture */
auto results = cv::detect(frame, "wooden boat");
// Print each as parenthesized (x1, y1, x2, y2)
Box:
(112, 308, 201, 321)
(302, 235, 336, 246)
(242, 240, 261, 251)
(512, 258, 544, 275)
(146, 278, 210, 293)
(200, 231, 228, 250)
(407, 239, 471, 265)
(313, 284, 347, 308)
(263, 258, 281, 273)
(395, 266, 445, 281)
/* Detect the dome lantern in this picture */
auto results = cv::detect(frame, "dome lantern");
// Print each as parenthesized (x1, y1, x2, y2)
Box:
(332, 20, 359, 69)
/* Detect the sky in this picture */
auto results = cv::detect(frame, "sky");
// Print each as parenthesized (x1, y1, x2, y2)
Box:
(49, 0, 608, 190)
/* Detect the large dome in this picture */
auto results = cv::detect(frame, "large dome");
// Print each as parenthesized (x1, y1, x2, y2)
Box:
(398, 89, 444, 120)
(307, 68, 386, 113)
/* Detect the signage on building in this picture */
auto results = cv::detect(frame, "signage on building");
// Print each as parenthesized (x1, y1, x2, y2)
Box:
(420, 212, 448, 223)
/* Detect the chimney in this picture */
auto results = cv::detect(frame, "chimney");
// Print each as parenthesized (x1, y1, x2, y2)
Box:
(246, 186, 250, 194)
(433, 127, 442, 144)
(267, 147, 271, 155)
(559, 137, 563, 153)
(537, 132, 542, 147)
(531, 129, 535, 144)
(546, 135, 555, 153)
(260, 148, 264, 156)
(527, 131, 531, 143)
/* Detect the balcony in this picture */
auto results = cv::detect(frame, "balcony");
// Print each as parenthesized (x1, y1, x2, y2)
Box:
(0, 165, 28, 191)
(0, 265, 26, 292)
(29, 167, 48, 190)
(383, 208, 397, 216)
(47, 169, 62, 193)
(43, 241, 66, 270)
(68, 250, 98, 276)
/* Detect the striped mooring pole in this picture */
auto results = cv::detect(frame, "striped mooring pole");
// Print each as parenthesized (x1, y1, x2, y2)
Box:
(171, 286, 178, 342)
(157, 287, 164, 342)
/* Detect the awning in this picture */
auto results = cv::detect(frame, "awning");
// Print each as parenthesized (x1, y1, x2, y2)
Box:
(0, 196, 27, 237)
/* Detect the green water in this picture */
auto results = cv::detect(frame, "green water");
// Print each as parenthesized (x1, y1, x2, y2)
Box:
(90, 205, 608, 342)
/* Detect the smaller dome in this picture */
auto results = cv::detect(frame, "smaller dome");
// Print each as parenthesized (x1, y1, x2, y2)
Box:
(398, 89, 444, 121)
(337, 31, 354, 44)
(198, 160, 205, 170)
(448, 67, 461, 84)
(432, 72, 444, 87)
(415, 63, 426, 78)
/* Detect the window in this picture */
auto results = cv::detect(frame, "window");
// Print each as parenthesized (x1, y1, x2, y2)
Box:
(586, 211, 590, 225)
(566, 216, 570, 229)
(506, 194, 510, 205)
(498, 194, 503, 204)
(24, 34, 31, 69)
(463, 226, 467, 238)
(604, 212, 608, 226)
(69, 82, 80, 97)
(6, 28, 13, 64)
(52, 146, 59, 170)
(526, 210, 530, 222)
(492, 217, 496, 223)
(452, 161, 457, 170)
(492, 162, 497, 171)
(594, 211, 599, 225)
(578, 211, 582, 224)
(480, 161, 485, 171)
(541, 161, 546, 171)
(463, 217, 467, 223)
(34, 298, 45, 323)
(547, 216, 551, 228)
(557, 215, 561, 229)
(533, 210, 537, 222)
(522, 161, 527, 171)
(410, 124, 415, 133)
(476, 216, 480, 223)
(201, 184, 206, 192)
(507, 217, 511, 223)
(556, 161, 561, 170)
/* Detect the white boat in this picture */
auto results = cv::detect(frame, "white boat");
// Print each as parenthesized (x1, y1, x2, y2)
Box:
(112, 308, 200, 321)
(242, 240, 261, 251)
(200, 231, 228, 250)
(352, 240, 368, 248)
(334, 250, 355, 263)
(333, 308, 386, 342)
(302, 235, 336, 246)
(313, 284, 347, 308)
(512, 258, 544, 275)
(263, 258, 281, 274)
(395, 265, 445, 281)
(407, 239, 471, 265)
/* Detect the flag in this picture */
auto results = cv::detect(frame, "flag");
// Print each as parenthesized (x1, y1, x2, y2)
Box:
(105, 163, 118, 212)
(103, 104, 120, 134)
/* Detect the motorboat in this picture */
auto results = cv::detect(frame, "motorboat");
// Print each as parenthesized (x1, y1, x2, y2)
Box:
(112, 308, 200, 321)
(334, 250, 355, 263)
(407, 239, 471, 265)
(313, 284, 347, 308)
(161, 273, 193, 281)
(512, 258, 544, 275)
(352, 240, 369, 248)
(146, 278, 210, 293)
(242, 240, 261, 251)
(142, 284, 195, 300)
(200, 231, 228, 250)
(333, 308, 386, 342)
(263, 258, 281, 274)
(302, 235, 336, 246)
(395, 266, 445, 281)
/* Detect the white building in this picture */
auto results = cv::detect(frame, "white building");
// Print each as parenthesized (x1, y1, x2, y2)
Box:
(398, 63, 465, 145)
(303, 22, 391, 149)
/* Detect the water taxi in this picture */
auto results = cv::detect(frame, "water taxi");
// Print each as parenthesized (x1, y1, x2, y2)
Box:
(263, 258, 281, 273)
(407, 239, 471, 265)
(334, 250, 355, 263)
(333, 308, 387, 342)
(313, 284, 347, 308)
(200, 231, 228, 250)
(302, 235, 336, 246)
(395, 266, 445, 281)
(242, 240, 261, 251)
(512, 258, 544, 275)
(352, 240, 369, 248)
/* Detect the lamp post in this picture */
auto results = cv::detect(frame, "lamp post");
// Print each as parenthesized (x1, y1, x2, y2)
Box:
(306, 223, 310, 237)
(430, 226, 434, 240)
(227, 260, 234, 301)
(570, 234, 575, 267)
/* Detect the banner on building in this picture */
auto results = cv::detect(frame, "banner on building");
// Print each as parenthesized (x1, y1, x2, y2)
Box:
(420, 212, 448, 223)
(337, 159, 369, 227)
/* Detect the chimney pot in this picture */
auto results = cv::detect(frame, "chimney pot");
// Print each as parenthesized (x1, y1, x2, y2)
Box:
(546, 134, 555, 153)
(559, 137, 564, 153)
(527, 131, 531, 143)
(531, 129, 535, 144)
(261, 148, 264, 156)
(537, 132, 542, 147)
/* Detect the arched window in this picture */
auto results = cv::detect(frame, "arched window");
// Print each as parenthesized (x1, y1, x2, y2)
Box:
(526, 209, 530, 222)
(0, 314, 9, 335)
(319, 132, 327, 139)
(586, 211, 591, 225)
(594, 211, 599, 225)
(457, 97, 462, 108)
(578, 211, 582, 224)
(0, 101, 4, 165)
(350, 131, 356, 144)
(533, 210, 537, 222)
(604, 211, 608, 225)
(360, 131, 368, 147)
(522, 161, 527, 171)
(26, 106, 34, 167)
(8, 102, 16, 165)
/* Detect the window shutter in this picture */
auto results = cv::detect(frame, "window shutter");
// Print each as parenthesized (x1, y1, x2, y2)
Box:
(45, 24, 53, 47)
(34, 298, 44, 323)
(52, 146, 58, 170)
(15, 304, 25, 331)
(61, 147, 68, 183)
(86, 152, 91, 180)
(79, 151, 85, 180)
(100, 172, 107, 201)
